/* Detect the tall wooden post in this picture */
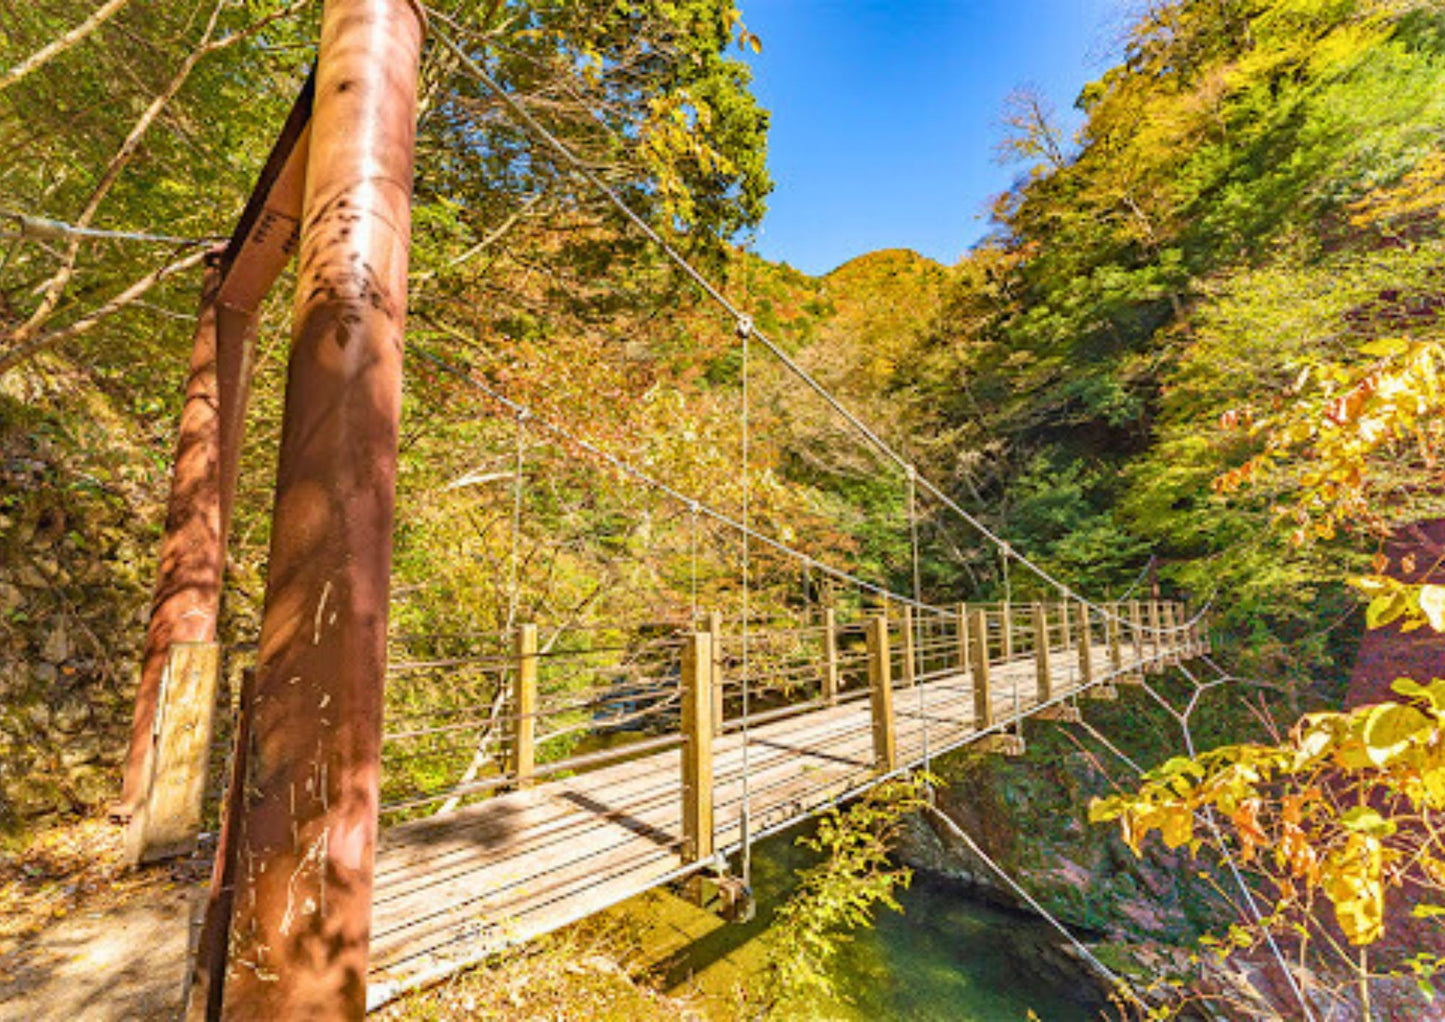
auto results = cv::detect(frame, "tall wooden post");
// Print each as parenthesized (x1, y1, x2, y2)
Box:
(705, 611, 724, 733)
(222, 1, 425, 1015)
(970, 607, 992, 728)
(866, 616, 896, 772)
(682, 631, 715, 863)
(1076, 602, 1094, 687)
(822, 607, 839, 706)
(510, 624, 537, 786)
(1032, 603, 1052, 703)
(1164, 603, 1180, 664)
(901, 605, 916, 688)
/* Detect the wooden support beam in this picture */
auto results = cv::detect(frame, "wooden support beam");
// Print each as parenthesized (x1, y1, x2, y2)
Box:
(682, 631, 716, 863)
(901, 605, 916, 689)
(1033, 602, 1052, 703)
(1076, 602, 1094, 689)
(125, 642, 221, 865)
(1000, 601, 1013, 661)
(705, 610, 724, 734)
(1085, 684, 1119, 702)
(510, 624, 537, 786)
(866, 616, 897, 773)
(1163, 603, 1180, 664)
(822, 607, 839, 706)
(969, 607, 992, 729)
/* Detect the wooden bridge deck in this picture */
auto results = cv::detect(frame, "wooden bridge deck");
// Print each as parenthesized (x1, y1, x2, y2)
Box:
(365, 636, 1180, 1007)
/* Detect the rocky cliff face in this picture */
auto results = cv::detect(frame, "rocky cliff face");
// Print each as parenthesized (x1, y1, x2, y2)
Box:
(0, 367, 161, 829)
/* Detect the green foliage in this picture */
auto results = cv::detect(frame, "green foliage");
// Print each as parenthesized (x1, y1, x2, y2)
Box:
(761, 776, 931, 1013)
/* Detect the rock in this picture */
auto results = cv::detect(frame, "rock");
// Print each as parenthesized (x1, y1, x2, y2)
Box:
(41, 619, 70, 663)
(0, 582, 21, 615)
(32, 662, 57, 685)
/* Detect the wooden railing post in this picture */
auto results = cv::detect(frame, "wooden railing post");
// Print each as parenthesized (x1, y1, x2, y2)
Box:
(822, 607, 839, 706)
(1058, 598, 1072, 672)
(866, 615, 897, 772)
(682, 631, 716, 863)
(1075, 602, 1094, 688)
(125, 641, 221, 865)
(1000, 601, 1013, 662)
(970, 606, 993, 729)
(1147, 601, 1163, 672)
(1128, 600, 1144, 678)
(1032, 603, 1052, 703)
(511, 623, 538, 786)
(1166, 603, 1181, 664)
(1107, 603, 1125, 681)
(956, 603, 970, 675)
(705, 610, 724, 735)
(901, 605, 916, 688)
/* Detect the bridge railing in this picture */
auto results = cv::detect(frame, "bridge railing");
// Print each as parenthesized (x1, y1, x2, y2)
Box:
(371, 599, 1202, 841)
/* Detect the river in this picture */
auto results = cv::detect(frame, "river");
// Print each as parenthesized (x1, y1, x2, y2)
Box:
(608, 823, 1103, 1020)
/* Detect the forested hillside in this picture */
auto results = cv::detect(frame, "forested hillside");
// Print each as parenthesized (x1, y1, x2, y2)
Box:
(893, 0, 1445, 695)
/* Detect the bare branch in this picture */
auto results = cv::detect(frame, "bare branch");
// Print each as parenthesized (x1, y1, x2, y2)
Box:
(0, 0, 134, 95)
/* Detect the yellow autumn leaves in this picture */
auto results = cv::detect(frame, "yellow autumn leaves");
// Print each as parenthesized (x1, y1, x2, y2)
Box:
(1091, 678, 1445, 946)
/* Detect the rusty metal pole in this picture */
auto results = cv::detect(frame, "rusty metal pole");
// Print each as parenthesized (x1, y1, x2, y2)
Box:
(119, 252, 228, 815)
(220, 1, 424, 1016)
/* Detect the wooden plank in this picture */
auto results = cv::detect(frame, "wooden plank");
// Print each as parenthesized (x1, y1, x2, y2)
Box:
(125, 642, 220, 864)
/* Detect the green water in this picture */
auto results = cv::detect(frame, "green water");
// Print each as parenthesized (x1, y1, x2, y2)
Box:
(632, 830, 1103, 1021)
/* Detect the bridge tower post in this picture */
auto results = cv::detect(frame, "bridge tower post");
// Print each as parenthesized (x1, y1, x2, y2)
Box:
(1057, 599, 1072, 685)
(119, 255, 227, 819)
(822, 607, 839, 706)
(682, 631, 716, 863)
(969, 607, 992, 729)
(866, 616, 897, 772)
(219, 0, 425, 1015)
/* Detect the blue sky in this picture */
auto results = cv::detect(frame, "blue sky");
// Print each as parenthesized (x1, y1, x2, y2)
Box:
(739, 0, 1123, 275)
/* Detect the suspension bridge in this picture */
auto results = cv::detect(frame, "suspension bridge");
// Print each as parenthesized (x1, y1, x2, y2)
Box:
(96, 2, 1218, 1018)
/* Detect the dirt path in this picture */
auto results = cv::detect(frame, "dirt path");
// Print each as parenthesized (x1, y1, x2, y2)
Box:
(0, 886, 192, 1021)
(0, 819, 198, 1022)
